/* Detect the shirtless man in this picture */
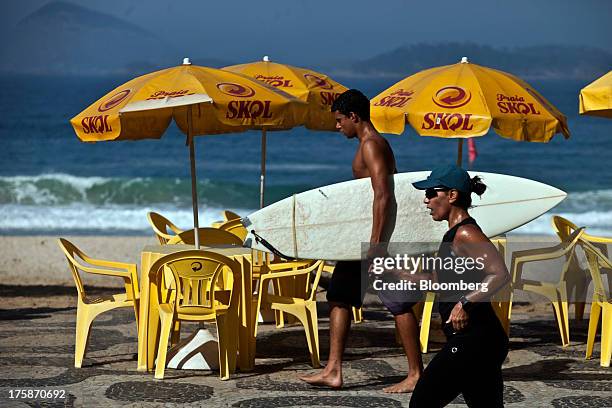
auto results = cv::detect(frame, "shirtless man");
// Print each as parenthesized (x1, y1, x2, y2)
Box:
(300, 89, 423, 392)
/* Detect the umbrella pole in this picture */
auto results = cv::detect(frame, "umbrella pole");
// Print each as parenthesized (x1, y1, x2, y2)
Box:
(456, 139, 463, 167)
(188, 106, 200, 249)
(260, 129, 267, 209)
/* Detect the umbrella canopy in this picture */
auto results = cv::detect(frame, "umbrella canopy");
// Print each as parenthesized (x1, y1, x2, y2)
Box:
(371, 57, 570, 164)
(70, 59, 308, 247)
(579, 70, 612, 118)
(71, 60, 307, 142)
(223, 56, 348, 130)
(223, 56, 349, 207)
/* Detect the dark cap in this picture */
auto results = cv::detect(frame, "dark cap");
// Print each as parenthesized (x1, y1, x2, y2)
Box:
(412, 165, 471, 192)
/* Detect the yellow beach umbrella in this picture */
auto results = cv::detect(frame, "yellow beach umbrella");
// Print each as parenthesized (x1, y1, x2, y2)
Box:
(70, 58, 307, 247)
(371, 57, 570, 165)
(224, 56, 348, 207)
(579, 70, 612, 118)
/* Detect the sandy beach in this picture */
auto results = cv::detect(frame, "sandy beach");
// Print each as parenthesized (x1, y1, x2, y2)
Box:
(0, 235, 157, 287)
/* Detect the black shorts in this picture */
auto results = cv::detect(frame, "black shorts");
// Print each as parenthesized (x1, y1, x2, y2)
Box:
(326, 260, 421, 314)
(326, 261, 367, 308)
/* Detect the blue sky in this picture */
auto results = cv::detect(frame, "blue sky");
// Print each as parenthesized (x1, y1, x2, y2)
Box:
(2, 0, 611, 64)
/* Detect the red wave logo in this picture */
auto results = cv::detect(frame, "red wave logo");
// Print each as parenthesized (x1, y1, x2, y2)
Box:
(216, 83, 255, 98)
(98, 89, 131, 112)
(303, 73, 333, 90)
(432, 86, 471, 109)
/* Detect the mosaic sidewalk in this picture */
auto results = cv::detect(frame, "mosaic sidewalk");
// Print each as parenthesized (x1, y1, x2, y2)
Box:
(0, 289, 610, 407)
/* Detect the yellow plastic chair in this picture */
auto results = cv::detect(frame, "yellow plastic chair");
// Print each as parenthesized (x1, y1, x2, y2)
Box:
(352, 305, 364, 323)
(508, 228, 585, 346)
(223, 210, 241, 221)
(165, 228, 242, 343)
(250, 250, 284, 325)
(580, 238, 612, 367)
(167, 228, 243, 246)
(490, 237, 511, 335)
(147, 212, 184, 244)
(255, 260, 324, 367)
(149, 250, 241, 380)
(217, 219, 248, 242)
(552, 216, 593, 320)
(410, 291, 437, 353)
(211, 210, 242, 228)
(57, 238, 140, 368)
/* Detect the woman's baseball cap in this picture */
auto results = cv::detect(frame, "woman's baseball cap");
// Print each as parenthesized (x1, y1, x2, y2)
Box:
(412, 165, 471, 192)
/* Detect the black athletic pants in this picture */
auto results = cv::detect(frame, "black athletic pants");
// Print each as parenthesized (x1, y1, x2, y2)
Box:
(409, 328, 509, 408)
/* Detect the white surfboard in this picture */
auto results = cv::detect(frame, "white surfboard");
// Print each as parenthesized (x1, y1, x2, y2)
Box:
(242, 171, 567, 261)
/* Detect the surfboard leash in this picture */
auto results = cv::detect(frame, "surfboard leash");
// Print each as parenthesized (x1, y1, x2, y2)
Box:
(249, 230, 297, 261)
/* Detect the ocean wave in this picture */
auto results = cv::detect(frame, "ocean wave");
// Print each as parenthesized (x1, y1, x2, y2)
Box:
(513, 211, 612, 236)
(0, 173, 307, 208)
(553, 189, 612, 213)
(0, 204, 254, 233)
(2, 206, 611, 236)
(2, 174, 612, 236)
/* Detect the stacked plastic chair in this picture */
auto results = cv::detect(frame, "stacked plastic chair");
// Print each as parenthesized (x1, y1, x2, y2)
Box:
(508, 227, 585, 346)
(552, 216, 593, 321)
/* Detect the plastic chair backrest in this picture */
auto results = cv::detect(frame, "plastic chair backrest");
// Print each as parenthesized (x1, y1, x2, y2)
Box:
(167, 228, 243, 246)
(552, 216, 580, 242)
(57, 238, 88, 301)
(149, 250, 241, 315)
(57, 238, 139, 302)
(223, 210, 241, 221)
(148, 212, 184, 244)
(307, 261, 325, 301)
(490, 236, 507, 262)
(217, 219, 247, 242)
(580, 239, 612, 302)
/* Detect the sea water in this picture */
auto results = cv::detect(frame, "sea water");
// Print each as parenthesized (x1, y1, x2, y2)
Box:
(1, 75, 611, 235)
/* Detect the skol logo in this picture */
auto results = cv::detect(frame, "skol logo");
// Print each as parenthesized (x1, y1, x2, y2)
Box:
(320, 91, 342, 106)
(81, 115, 112, 134)
(217, 83, 256, 98)
(191, 262, 202, 272)
(226, 100, 273, 119)
(496, 93, 541, 115)
(303, 73, 333, 90)
(98, 89, 130, 112)
(373, 89, 414, 108)
(432, 86, 472, 109)
(255, 74, 293, 88)
(421, 113, 474, 131)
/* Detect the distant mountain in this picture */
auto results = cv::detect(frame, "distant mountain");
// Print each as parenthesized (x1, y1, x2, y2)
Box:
(0, 1, 232, 76)
(333, 43, 612, 80)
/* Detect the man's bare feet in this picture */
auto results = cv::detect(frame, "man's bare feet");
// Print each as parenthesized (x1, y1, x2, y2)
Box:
(299, 367, 343, 389)
(382, 374, 420, 393)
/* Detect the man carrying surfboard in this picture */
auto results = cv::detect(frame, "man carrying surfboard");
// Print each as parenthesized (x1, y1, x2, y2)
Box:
(300, 89, 424, 392)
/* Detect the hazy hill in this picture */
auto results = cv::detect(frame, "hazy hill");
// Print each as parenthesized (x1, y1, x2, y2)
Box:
(337, 43, 612, 80)
(0, 1, 231, 76)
